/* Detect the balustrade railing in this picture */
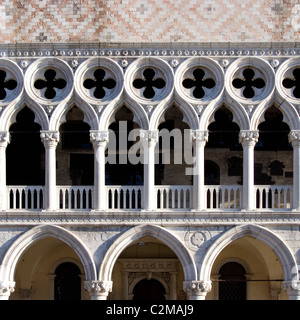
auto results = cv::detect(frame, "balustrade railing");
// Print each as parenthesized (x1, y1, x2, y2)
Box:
(255, 185, 292, 210)
(106, 186, 143, 209)
(7, 186, 44, 210)
(57, 186, 93, 210)
(155, 185, 192, 210)
(106, 186, 143, 210)
(6, 184, 293, 211)
(205, 185, 242, 210)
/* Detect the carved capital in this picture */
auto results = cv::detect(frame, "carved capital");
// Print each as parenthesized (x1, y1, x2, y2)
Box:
(90, 130, 109, 147)
(0, 281, 15, 298)
(84, 280, 113, 299)
(282, 281, 300, 299)
(289, 130, 300, 147)
(239, 130, 259, 146)
(0, 131, 10, 147)
(191, 130, 209, 145)
(40, 131, 60, 147)
(140, 130, 158, 147)
(183, 280, 212, 297)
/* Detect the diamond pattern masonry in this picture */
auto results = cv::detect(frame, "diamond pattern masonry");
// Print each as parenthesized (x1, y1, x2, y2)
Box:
(0, 0, 299, 43)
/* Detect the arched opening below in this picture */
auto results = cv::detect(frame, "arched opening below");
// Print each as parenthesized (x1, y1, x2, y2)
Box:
(10, 236, 87, 300)
(54, 262, 81, 300)
(219, 262, 246, 300)
(208, 235, 286, 300)
(132, 278, 166, 300)
(110, 236, 186, 300)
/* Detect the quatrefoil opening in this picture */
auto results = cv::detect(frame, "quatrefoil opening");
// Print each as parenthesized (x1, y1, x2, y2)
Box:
(133, 68, 166, 99)
(34, 69, 67, 99)
(282, 68, 300, 99)
(232, 68, 265, 99)
(83, 68, 116, 99)
(0, 70, 17, 100)
(182, 68, 215, 99)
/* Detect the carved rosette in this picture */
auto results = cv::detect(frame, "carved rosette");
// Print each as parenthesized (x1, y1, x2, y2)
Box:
(0, 281, 15, 299)
(84, 280, 113, 300)
(183, 280, 212, 299)
(289, 130, 300, 147)
(239, 130, 259, 146)
(40, 131, 60, 147)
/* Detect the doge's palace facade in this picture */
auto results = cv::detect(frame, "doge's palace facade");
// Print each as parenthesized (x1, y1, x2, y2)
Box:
(0, 0, 300, 300)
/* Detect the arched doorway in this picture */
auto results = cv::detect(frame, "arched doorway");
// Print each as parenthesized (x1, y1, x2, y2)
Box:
(109, 235, 185, 300)
(54, 262, 81, 300)
(132, 278, 166, 300)
(200, 224, 296, 300)
(219, 262, 246, 300)
(8, 235, 88, 300)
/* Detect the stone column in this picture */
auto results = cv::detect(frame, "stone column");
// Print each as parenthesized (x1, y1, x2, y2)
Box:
(239, 130, 259, 211)
(0, 281, 15, 300)
(140, 130, 158, 211)
(0, 132, 10, 211)
(40, 131, 59, 211)
(289, 131, 300, 211)
(191, 130, 208, 211)
(169, 272, 177, 300)
(183, 280, 211, 300)
(121, 271, 128, 300)
(84, 280, 113, 300)
(90, 130, 109, 211)
(282, 281, 300, 300)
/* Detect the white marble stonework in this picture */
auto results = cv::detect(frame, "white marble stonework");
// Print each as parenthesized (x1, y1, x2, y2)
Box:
(0, 42, 300, 300)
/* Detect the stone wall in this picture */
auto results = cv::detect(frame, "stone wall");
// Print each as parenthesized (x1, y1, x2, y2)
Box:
(1, 0, 300, 43)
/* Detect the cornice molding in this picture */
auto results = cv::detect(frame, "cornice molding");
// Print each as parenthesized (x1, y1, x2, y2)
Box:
(2, 210, 300, 227)
(1, 42, 300, 59)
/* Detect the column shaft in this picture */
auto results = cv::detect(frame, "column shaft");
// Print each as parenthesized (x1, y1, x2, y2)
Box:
(141, 130, 158, 211)
(191, 130, 208, 211)
(0, 132, 9, 211)
(41, 131, 59, 211)
(90, 130, 109, 211)
(239, 130, 259, 210)
(289, 131, 300, 210)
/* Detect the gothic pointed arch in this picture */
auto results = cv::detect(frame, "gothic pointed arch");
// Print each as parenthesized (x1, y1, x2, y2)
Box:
(99, 224, 197, 281)
(0, 224, 97, 282)
(252, 99, 300, 131)
(0, 96, 49, 132)
(49, 96, 98, 131)
(199, 224, 297, 283)
(150, 98, 199, 130)
(99, 97, 149, 130)
(200, 98, 250, 131)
